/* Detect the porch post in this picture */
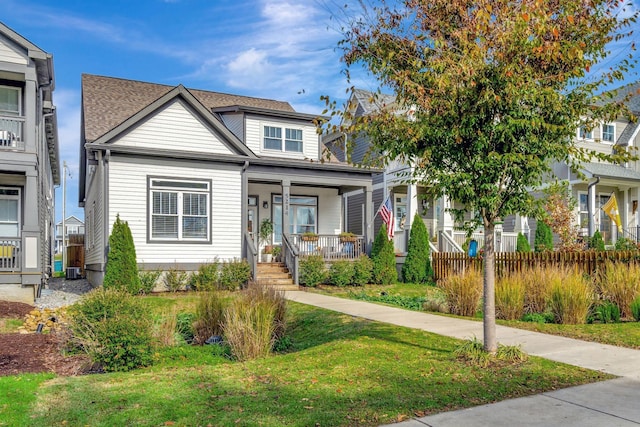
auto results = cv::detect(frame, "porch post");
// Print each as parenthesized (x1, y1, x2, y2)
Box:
(406, 183, 418, 252)
(281, 179, 291, 236)
(22, 168, 41, 283)
(588, 183, 597, 237)
(440, 195, 454, 235)
(364, 186, 373, 253)
(241, 163, 248, 259)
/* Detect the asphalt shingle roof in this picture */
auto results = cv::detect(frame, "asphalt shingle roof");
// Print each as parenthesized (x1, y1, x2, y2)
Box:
(81, 74, 295, 142)
(582, 161, 640, 180)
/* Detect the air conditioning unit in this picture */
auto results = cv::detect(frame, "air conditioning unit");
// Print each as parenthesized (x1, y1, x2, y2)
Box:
(66, 267, 81, 280)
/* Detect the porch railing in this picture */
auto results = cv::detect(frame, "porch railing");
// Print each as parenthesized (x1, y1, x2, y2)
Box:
(282, 233, 299, 285)
(244, 231, 258, 282)
(0, 116, 25, 150)
(452, 230, 518, 253)
(0, 238, 20, 271)
(292, 234, 364, 260)
(439, 231, 464, 253)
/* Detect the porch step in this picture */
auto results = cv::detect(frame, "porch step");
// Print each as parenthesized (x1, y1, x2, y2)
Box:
(255, 262, 298, 291)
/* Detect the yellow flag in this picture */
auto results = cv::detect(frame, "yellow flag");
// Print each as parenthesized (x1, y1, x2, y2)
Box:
(602, 194, 622, 232)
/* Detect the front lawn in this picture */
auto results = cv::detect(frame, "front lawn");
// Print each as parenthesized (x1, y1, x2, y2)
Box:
(4, 298, 610, 427)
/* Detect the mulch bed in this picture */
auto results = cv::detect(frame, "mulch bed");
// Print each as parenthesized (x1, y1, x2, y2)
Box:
(0, 300, 90, 377)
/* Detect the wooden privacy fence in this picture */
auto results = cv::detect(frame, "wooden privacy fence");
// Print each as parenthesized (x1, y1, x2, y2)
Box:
(66, 234, 85, 276)
(432, 251, 640, 281)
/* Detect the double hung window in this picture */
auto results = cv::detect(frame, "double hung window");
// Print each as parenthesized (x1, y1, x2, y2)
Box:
(263, 126, 303, 152)
(0, 86, 20, 116)
(0, 187, 20, 237)
(602, 124, 615, 143)
(149, 178, 210, 242)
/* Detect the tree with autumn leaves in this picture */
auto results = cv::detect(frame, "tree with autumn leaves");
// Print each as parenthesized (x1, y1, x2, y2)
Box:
(327, 0, 637, 352)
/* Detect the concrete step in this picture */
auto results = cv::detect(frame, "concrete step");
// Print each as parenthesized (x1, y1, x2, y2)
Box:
(257, 277, 295, 286)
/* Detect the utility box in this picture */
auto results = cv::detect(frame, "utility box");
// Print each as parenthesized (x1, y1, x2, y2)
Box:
(66, 266, 81, 280)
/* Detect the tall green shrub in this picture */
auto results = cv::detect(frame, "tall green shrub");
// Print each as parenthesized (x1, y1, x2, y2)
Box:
(352, 255, 373, 286)
(103, 215, 140, 293)
(402, 213, 432, 283)
(516, 233, 531, 253)
(534, 220, 553, 252)
(590, 230, 605, 251)
(372, 224, 397, 285)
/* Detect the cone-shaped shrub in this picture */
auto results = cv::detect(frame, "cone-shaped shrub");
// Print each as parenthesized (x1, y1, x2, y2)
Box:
(103, 215, 140, 293)
(534, 221, 553, 252)
(516, 233, 531, 252)
(372, 224, 397, 284)
(402, 213, 432, 283)
(590, 230, 605, 251)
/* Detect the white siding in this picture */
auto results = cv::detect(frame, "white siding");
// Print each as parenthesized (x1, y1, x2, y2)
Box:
(245, 116, 319, 160)
(220, 112, 244, 142)
(0, 38, 27, 65)
(84, 164, 105, 266)
(114, 100, 236, 155)
(108, 155, 242, 263)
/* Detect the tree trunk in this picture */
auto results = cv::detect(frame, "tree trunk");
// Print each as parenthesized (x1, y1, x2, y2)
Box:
(483, 221, 497, 353)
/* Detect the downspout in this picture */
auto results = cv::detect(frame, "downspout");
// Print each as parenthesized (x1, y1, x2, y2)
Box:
(587, 176, 600, 237)
(103, 150, 110, 275)
(241, 160, 249, 261)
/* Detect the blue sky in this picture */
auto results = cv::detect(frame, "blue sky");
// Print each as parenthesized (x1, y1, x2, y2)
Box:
(1, 0, 639, 225)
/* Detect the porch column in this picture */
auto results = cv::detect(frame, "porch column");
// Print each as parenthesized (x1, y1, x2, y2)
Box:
(22, 168, 40, 283)
(514, 214, 531, 244)
(624, 188, 629, 232)
(364, 186, 373, 252)
(405, 183, 418, 252)
(281, 179, 291, 237)
(588, 183, 597, 237)
(440, 195, 454, 235)
(241, 164, 248, 259)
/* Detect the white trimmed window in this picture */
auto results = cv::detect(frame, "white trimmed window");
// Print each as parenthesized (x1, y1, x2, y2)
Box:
(578, 126, 592, 140)
(602, 123, 615, 143)
(0, 86, 20, 116)
(149, 178, 210, 241)
(395, 195, 407, 231)
(0, 187, 20, 237)
(263, 125, 304, 152)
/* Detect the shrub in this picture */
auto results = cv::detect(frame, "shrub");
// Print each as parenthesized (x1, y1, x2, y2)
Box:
(299, 255, 327, 287)
(138, 270, 161, 294)
(522, 265, 555, 314)
(495, 272, 525, 320)
(190, 261, 220, 291)
(549, 271, 593, 324)
(103, 215, 140, 293)
(192, 291, 227, 345)
(219, 259, 251, 290)
(522, 312, 554, 323)
(438, 267, 482, 317)
(402, 213, 432, 283)
(328, 260, 354, 287)
(534, 220, 553, 252)
(592, 301, 621, 324)
(163, 269, 190, 292)
(516, 233, 531, 253)
(223, 285, 286, 361)
(631, 296, 640, 322)
(352, 255, 373, 286)
(454, 337, 490, 367)
(590, 230, 605, 251)
(597, 261, 640, 318)
(496, 344, 528, 363)
(372, 224, 397, 285)
(614, 237, 637, 251)
(176, 312, 195, 344)
(67, 288, 154, 372)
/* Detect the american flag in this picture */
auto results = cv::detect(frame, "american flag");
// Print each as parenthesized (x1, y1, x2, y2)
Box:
(377, 195, 395, 240)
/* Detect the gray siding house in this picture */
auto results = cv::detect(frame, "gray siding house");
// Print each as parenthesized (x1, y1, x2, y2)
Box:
(0, 22, 59, 303)
(79, 75, 376, 286)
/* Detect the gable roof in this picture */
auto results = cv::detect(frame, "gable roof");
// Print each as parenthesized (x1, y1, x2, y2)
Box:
(606, 80, 640, 115)
(82, 74, 295, 142)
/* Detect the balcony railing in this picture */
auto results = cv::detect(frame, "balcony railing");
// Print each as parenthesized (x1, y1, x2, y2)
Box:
(0, 238, 21, 271)
(0, 116, 25, 150)
(292, 234, 364, 260)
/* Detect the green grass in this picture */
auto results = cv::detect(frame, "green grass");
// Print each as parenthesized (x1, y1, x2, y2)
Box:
(0, 318, 23, 333)
(14, 301, 609, 427)
(315, 284, 640, 349)
(0, 373, 54, 427)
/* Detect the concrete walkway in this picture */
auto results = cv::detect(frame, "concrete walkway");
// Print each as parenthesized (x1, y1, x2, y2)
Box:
(284, 291, 640, 427)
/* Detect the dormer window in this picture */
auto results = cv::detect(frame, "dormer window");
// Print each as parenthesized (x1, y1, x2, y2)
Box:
(263, 125, 303, 153)
(578, 126, 592, 140)
(0, 86, 20, 116)
(602, 124, 615, 143)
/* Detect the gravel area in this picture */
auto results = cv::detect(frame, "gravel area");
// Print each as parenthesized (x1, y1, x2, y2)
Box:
(35, 277, 95, 309)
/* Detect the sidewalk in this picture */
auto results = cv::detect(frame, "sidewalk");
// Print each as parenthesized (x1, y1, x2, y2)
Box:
(284, 291, 640, 427)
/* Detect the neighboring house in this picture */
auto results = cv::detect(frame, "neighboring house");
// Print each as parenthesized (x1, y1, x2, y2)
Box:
(54, 215, 84, 254)
(0, 22, 59, 303)
(79, 75, 376, 286)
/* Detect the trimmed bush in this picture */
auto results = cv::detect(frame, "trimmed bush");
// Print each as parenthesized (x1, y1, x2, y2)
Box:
(516, 233, 531, 252)
(534, 220, 553, 252)
(163, 268, 190, 292)
(190, 261, 220, 291)
(592, 301, 621, 324)
(631, 296, 640, 322)
(299, 255, 327, 287)
(402, 213, 432, 283)
(352, 255, 373, 286)
(590, 230, 605, 251)
(328, 260, 354, 287)
(138, 270, 161, 294)
(597, 261, 640, 318)
(219, 259, 251, 290)
(103, 215, 140, 293)
(372, 224, 397, 285)
(438, 267, 482, 317)
(614, 237, 637, 251)
(67, 288, 154, 372)
(496, 272, 525, 320)
(192, 291, 227, 345)
(549, 271, 593, 324)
